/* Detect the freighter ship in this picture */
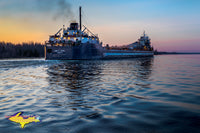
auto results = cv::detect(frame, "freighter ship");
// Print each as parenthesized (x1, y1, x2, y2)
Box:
(45, 7, 153, 60)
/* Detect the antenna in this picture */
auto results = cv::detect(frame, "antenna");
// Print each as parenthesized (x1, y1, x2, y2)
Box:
(79, 6, 82, 31)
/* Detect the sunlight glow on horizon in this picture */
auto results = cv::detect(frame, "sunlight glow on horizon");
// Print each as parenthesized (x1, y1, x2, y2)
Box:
(0, 0, 200, 52)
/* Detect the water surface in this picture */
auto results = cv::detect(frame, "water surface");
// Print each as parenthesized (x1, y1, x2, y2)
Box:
(0, 55, 200, 133)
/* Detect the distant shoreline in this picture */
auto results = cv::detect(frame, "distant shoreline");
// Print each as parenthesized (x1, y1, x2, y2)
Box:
(154, 52, 200, 55)
(0, 57, 44, 60)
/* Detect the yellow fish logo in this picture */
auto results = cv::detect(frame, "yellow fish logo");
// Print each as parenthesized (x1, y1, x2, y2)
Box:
(7, 112, 40, 128)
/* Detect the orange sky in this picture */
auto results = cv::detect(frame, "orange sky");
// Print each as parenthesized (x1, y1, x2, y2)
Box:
(0, 18, 47, 43)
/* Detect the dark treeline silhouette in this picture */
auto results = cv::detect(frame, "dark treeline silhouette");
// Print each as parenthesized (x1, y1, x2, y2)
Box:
(0, 42, 44, 58)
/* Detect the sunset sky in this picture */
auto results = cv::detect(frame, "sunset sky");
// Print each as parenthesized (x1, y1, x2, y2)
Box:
(0, 0, 200, 52)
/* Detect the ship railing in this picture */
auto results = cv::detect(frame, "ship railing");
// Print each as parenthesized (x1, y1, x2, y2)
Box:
(45, 40, 82, 47)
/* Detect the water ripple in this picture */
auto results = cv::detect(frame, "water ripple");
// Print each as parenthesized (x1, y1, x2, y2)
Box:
(0, 55, 200, 132)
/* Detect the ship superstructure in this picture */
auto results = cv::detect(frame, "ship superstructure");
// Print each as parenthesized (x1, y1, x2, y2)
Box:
(138, 31, 152, 51)
(127, 31, 153, 51)
(48, 23, 100, 47)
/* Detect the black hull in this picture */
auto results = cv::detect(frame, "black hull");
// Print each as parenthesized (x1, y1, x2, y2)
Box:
(45, 44, 154, 60)
(45, 43, 103, 60)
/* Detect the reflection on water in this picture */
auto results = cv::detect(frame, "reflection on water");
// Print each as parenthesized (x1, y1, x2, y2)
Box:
(46, 61, 103, 110)
(45, 58, 154, 111)
(47, 61, 102, 89)
(0, 55, 200, 133)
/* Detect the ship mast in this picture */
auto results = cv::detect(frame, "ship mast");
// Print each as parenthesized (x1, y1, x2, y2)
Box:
(79, 6, 82, 31)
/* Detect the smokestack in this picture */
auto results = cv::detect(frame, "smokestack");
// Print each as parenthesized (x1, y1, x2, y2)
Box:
(79, 6, 82, 31)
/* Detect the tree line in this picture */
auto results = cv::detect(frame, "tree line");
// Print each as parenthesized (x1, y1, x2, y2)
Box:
(0, 42, 44, 58)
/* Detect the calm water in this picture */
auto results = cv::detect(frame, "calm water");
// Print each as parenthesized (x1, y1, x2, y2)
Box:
(0, 55, 200, 133)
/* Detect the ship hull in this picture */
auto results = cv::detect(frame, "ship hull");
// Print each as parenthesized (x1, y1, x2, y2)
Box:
(45, 44, 153, 60)
(102, 50, 154, 59)
(45, 43, 103, 60)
